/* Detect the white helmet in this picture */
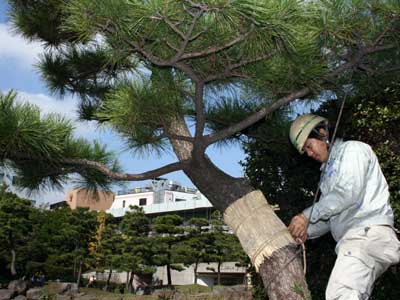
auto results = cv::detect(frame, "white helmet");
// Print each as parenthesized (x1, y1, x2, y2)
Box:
(290, 114, 328, 154)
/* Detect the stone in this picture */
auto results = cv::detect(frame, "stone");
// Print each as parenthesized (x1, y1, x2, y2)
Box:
(152, 290, 175, 299)
(8, 280, 29, 295)
(56, 295, 71, 300)
(26, 288, 42, 300)
(14, 296, 27, 300)
(0, 289, 14, 300)
(74, 295, 97, 300)
(57, 283, 78, 295)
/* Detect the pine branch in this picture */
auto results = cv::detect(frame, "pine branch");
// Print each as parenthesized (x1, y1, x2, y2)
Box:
(194, 82, 205, 153)
(179, 29, 253, 61)
(204, 43, 396, 146)
(204, 87, 311, 146)
(172, 4, 206, 63)
(159, 13, 186, 40)
(61, 159, 186, 181)
(204, 52, 275, 83)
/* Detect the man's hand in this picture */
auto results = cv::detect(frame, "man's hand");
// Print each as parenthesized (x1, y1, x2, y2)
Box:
(288, 213, 309, 243)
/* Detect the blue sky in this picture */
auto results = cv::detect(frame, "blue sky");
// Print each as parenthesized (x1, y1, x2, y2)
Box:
(0, 1, 247, 204)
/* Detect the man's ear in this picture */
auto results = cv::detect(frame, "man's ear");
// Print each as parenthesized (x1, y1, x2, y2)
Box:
(318, 128, 328, 138)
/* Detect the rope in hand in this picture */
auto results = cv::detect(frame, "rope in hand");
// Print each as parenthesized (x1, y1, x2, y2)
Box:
(265, 90, 349, 290)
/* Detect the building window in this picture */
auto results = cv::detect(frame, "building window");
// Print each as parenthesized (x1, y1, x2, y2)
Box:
(122, 200, 126, 208)
(175, 198, 186, 202)
(139, 198, 147, 206)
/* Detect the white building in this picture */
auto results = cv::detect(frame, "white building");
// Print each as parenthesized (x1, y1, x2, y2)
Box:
(107, 178, 214, 221)
(84, 262, 248, 287)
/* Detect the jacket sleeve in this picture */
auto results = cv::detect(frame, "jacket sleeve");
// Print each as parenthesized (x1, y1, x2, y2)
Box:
(308, 143, 370, 224)
(302, 206, 330, 239)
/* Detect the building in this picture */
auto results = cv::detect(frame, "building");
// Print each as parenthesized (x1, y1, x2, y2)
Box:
(66, 188, 115, 211)
(154, 262, 248, 286)
(89, 179, 250, 287)
(107, 178, 214, 222)
(49, 200, 69, 210)
(84, 262, 248, 287)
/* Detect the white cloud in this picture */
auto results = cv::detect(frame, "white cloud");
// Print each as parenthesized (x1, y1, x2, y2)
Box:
(17, 91, 78, 118)
(0, 22, 44, 68)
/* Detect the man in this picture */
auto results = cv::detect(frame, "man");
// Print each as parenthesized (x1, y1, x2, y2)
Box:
(288, 114, 400, 300)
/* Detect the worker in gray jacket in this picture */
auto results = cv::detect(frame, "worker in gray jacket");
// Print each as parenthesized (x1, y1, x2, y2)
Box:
(288, 114, 400, 300)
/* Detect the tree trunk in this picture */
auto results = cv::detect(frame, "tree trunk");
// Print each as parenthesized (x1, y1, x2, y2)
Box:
(169, 117, 309, 299)
(76, 260, 82, 290)
(259, 245, 308, 300)
(166, 264, 172, 286)
(73, 257, 76, 279)
(10, 249, 17, 277)
(128, 270, 134, 293)
(105, 268, 112, 291)
(194, 259, 199, 284)
(126, 271, 129, 292)
(183, 158, 309, 300)
(217, 261, 221, 286)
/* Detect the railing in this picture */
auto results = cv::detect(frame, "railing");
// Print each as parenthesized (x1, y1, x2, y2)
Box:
(107, 197, 212, 217)
(116, 186, 198, 196)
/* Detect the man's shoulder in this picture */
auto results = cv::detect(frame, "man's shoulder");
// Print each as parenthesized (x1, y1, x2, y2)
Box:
(340, 140, 372, 157)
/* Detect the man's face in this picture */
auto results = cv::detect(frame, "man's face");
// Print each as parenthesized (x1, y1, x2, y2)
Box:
(303, 137, 329, 163)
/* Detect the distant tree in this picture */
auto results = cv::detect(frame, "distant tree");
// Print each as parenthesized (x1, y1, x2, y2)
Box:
(175, 217, 213, 284)
(152, 214, 185, 286)
(26, 207, 73, 281)
(89, 212, 122, 291)
(5, 1, 400, 298)
(64, 208, 99, 287)
(119, 206, 153, 293)
(208, 211, 246, 286)
(0, 184, 34, 277)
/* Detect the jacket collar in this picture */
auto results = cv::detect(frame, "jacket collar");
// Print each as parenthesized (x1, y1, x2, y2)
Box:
(320, 138, 344, 171)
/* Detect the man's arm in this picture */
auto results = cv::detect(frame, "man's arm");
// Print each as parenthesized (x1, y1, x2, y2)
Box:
(307, 143, 370, 224)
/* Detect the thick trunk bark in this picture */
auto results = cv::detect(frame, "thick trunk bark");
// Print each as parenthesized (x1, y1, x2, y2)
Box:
(168, 116, 309, 299)
(183, 159, 309, 300)
(259, 245, 308, 300)
(11, 249, 17, 277)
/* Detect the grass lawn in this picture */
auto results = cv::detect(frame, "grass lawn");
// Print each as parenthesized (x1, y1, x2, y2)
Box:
(42, 282, 228, 300)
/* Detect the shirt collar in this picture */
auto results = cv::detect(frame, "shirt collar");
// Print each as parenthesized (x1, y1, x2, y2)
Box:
(320, 138, 344, 170)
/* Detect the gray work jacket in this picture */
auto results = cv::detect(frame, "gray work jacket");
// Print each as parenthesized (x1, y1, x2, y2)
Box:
(303, 139, 394, 245)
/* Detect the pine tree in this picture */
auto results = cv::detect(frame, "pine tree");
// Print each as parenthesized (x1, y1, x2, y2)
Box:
(119, 206, 153, 293)
(152, 214, 185, 286)
(0, 184, 34, 277)
(175, 217, 213, 284)
(4, 1, 400, 298)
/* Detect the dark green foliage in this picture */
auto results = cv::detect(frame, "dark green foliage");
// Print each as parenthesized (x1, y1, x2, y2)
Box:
(4, 0, 400, 197)
(152, 214, 184, 286)
(0, 184, 34, 278)
(7, 0, 78, 45)
(0, 91, 121, 193)
(206, 211, 247, 285)
(26, 207, 98, 282)
(117, 206, 154, 292)
(174, 218, 213, 284)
